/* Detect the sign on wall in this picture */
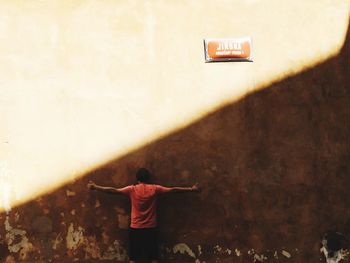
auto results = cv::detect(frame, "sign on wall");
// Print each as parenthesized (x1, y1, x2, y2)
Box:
(204, 37, 253, 62)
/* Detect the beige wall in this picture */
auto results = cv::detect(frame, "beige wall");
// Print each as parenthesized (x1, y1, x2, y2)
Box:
(0, 1, 350, 262)
(1, 0, 348, 210)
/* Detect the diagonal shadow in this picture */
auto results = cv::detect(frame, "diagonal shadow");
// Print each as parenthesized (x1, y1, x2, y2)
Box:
(0, 23, 349, 263)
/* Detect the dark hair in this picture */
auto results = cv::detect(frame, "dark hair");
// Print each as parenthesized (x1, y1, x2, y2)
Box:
(136, 168, 151, 183)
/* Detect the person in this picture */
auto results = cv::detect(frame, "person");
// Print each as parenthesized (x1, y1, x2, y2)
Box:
(87, 167, 201, 263)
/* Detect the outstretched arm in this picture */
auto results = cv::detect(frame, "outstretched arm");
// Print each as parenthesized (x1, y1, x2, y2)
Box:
(167, 183, 201, 193)
(87, 181, 129, 195)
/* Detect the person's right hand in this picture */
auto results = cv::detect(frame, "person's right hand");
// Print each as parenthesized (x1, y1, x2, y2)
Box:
(87, 181, 96, 190)
(191, 183, 201, 193)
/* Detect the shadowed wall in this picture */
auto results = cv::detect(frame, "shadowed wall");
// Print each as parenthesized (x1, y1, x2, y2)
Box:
(0, 20, 349, 263)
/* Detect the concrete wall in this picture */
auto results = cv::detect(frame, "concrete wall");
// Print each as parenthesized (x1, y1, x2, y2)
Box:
(1, 0, 350, 262)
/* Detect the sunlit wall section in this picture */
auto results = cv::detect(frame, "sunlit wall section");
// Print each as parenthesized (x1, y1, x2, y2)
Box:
(0, 0, 349, 210)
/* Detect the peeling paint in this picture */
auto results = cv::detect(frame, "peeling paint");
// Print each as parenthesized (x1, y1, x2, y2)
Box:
(254, 253, 267, 262)
(213, 244, 222, 253)
(248, 249, 255, 255)
(212, 245, 232, 256)
(102, 240, 128, 261)
(173, 243, 196, 258)
(52, 233, 63, 250)
(66, 190, 76, 197)
(198, 245, 202, 256)
(4, 216, 33, 259)
(281, 250, 291, 258)
(65, 224, 128, 261)
(321, 232, 349, 263)
(66, 223, 84, 250)
(321, 247, 350, 263)
(235, 248, 241, 257)
(84, 235, 101, 259)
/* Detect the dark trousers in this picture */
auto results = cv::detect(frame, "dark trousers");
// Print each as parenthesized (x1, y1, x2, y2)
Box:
(129, 227, 159, 261)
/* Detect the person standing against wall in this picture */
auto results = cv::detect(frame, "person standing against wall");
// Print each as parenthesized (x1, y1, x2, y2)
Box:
(87, 167, 201, 263)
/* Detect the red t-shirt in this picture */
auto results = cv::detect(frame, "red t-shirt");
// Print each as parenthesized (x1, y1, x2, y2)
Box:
(119, 183, 171, 228)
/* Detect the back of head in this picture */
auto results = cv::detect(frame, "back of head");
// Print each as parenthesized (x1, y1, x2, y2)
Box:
(136, 168, 151, 183)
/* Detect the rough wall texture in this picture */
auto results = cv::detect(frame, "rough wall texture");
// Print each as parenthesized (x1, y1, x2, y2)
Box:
(1, 0, 348, 205)
(0, 22, 349, 263)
